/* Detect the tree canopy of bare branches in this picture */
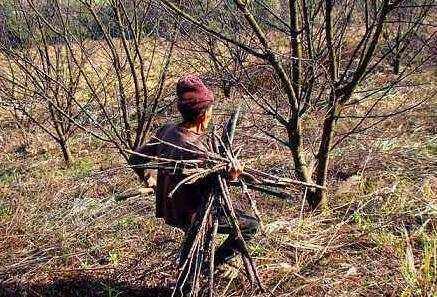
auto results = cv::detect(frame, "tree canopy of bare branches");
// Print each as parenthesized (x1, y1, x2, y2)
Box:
(158, 0, 435, 207)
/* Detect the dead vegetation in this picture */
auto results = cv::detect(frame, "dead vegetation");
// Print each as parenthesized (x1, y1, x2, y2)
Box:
(0, 65, 435, 296)
(0, 0, 436, 296)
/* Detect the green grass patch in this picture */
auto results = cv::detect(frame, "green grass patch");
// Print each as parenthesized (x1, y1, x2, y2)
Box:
(359, 176, 378, 195)
(0, 168, 20, 186)
(116, 216, 140, 230)
(375, 138, 399, 152)
(0, 201, 12, 220)
(425, 137, 437, 156)
(370, 230, 402, 250)
(65, 157, 94, 178)
(353, 210, 374, 232)
(108, 250, 120, 266)
(250, 243, 267, 257)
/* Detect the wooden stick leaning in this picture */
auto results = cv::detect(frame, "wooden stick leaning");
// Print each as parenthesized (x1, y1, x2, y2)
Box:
(213, 120, 264, 291)
(172, 192, 216, 297)
(207, 215, 218, 297)
(217, 175, 262, 288)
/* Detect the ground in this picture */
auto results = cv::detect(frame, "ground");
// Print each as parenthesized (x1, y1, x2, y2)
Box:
(0, 68, 436, 296)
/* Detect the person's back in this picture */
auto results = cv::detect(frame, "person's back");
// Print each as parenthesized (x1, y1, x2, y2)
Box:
(143, 123, 212, 228)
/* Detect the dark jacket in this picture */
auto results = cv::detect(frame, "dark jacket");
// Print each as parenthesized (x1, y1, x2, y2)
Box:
(129, 124, 213, 229)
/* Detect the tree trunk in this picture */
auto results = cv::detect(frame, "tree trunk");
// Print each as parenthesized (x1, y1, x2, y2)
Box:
(393, 54, 401, 74)
(289, 146, 311, 183)
(304, 0, 338, 209)
(58, 139, 73, 166)
(308, 106, 337, 208)
(287, 119, 314, 202)
(289, 0, 302, 97)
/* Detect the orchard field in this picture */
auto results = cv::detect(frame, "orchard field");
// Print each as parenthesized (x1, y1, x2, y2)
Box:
(0, 1, 436, 296)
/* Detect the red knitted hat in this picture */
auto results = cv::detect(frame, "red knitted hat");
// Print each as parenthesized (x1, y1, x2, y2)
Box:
(176, 75, 214, 121)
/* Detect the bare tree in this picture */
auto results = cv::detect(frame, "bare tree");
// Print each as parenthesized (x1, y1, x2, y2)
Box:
(381, 0, 434, 74)
(0, 1, 85, 165)
(158, 0, 435, 207)
(1, 0, 178, 167)
(51, 0, 178, 162)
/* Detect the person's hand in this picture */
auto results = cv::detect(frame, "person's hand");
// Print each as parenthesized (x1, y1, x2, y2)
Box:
(227, 160, 244, 181)
(146, 176, 157, 188)
(144, 170, 157, 188)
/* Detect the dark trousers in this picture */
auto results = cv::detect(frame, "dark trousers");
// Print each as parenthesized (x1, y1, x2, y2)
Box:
(214, 208, 259, 264)
(174, 209, 259, 296)
(178, 208, 259, 267)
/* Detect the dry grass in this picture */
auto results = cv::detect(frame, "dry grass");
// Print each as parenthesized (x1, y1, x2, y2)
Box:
(0, 49, 436, 297)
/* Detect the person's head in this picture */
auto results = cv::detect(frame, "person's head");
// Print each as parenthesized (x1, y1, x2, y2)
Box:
(176, 75, 214, 131)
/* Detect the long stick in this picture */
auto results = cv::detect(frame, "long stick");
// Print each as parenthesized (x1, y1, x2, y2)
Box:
(168, 164, 226, 197)
(172, 194, 215, 297)
(207, 215, 219, 297)
(222, 104, 241, 151)
(218, 176, 265, 291)
(245, 167, 326, 189)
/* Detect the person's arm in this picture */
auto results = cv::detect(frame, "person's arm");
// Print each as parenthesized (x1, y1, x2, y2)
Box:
(200, 135, 243, 181)
(128, 140, 158, 186)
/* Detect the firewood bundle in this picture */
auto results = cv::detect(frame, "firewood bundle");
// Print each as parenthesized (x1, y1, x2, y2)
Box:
(128, 108, 324, 296)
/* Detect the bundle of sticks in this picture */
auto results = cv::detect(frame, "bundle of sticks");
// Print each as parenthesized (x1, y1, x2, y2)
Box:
(127, 108, 324, 297)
